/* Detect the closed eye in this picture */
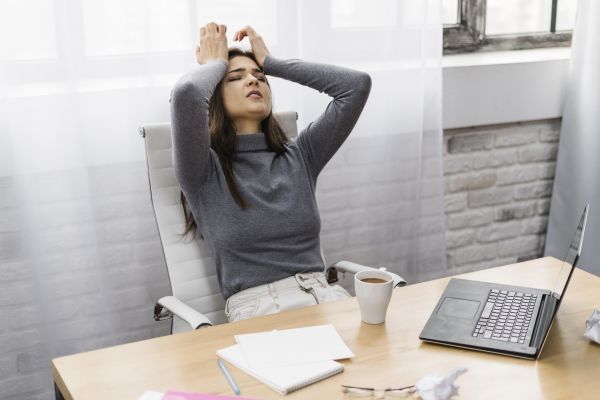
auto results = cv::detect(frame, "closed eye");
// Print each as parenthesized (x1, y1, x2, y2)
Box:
(227, 73, 266, 82)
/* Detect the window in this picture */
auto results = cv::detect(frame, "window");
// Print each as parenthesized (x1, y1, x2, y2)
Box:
(82, 0, 191, 56)
(0, 0, 285, 98)
(0, 0, 58, 61)
(443, 0, 578, 54)
(331, 0, 398, 28)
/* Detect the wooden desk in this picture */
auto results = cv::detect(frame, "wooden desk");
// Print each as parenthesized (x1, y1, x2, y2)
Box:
(52, 257, 600, 399)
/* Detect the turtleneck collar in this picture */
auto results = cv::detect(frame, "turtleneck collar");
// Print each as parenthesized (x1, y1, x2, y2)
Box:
(235, 132, 270, 152)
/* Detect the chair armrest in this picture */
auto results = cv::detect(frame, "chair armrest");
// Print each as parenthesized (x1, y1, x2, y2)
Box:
(326, 260, 407, 288)
(155, 296, 213, 330)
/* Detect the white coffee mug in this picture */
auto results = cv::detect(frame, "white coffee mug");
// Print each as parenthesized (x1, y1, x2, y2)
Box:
(354, 269, 394, 324)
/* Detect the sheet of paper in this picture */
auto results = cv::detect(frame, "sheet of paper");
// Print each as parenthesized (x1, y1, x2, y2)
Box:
(137, 389, 258, 399)
(217, 344, 343, 395)
(137, 391, 164, 400)
(163, 390, 257, 399)
(234, 324, 354, 369)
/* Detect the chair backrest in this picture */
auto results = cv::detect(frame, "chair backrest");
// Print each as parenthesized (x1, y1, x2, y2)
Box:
(140, 111, 298, 333)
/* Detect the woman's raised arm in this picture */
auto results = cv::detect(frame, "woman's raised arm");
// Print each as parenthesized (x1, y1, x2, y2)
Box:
(265, 56, 371, 180)
(170, 23, 228, 193)
(236, 26, 371, 180)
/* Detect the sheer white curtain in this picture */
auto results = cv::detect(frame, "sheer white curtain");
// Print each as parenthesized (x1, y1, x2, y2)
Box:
(301, 0, 446, 286)
(545, 0, 599, 275)
(0, 0, 444, 397)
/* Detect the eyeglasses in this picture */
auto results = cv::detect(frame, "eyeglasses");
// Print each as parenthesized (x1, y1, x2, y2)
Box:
(342, 384, 416, 399)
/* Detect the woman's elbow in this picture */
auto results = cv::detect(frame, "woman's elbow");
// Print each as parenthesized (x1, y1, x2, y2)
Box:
(171, 79, 196, 104)
(356, 72, 372, 97)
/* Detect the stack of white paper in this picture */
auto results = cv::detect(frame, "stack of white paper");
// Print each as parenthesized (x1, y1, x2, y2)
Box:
(216, 324, 354, 394)
(235, 324, 354, 368)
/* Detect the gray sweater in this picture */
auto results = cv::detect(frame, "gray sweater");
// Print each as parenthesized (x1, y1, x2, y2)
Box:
(170, 56, 371, 299)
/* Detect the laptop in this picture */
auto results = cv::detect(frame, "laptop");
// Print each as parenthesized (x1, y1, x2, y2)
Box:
(419, 204, 589, 359)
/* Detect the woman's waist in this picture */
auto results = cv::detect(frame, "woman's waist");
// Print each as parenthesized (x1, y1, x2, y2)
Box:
(226, 270, 328, 303)
(220, 262, 323, 300)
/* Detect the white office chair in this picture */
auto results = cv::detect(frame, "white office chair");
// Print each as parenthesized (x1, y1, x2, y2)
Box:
(140, 111, 406, 334)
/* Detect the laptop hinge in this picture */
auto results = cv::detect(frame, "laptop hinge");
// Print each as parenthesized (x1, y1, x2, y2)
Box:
(529, 294, 557, 349)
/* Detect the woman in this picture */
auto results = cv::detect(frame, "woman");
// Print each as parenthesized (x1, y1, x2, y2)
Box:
(170, 23, 371, 322)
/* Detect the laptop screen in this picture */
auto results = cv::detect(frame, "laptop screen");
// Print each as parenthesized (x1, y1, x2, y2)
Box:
(551, 205, 588, 301)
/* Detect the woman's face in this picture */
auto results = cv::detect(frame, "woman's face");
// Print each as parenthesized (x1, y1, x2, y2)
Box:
(221, 56, 272, 125)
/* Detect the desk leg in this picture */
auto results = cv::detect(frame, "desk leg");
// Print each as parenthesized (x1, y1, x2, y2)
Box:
(54, 382, 65, 400)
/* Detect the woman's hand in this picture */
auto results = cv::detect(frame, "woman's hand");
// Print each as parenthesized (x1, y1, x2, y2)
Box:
(233, 26, 270, 67)
(196, 22, 228, 65)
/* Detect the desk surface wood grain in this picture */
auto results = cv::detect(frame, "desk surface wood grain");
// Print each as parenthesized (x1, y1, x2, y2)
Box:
(52, 257, 600, 399)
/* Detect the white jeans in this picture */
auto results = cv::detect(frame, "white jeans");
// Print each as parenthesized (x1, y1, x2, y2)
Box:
(224, 272, 351, 323)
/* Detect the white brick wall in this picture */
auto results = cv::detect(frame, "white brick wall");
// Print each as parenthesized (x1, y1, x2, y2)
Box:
(317, 131, 448, 284)
(0, 118, 560, 398)
(443, 118, 560, 275)
(0, 164, 171, 400)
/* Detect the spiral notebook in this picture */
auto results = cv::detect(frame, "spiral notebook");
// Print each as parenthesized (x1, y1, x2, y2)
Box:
(216, 344, 344, 395)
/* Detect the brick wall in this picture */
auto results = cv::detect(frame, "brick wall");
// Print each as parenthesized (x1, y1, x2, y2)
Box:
(0, 164, 171, 400)
(318, 131, 447, 285)
(443, 118, 561, 275)
(0, 118, 561, 399)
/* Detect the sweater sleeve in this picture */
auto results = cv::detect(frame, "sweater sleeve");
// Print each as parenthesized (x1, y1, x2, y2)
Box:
(169, 59, 228, 194)
(262, 56, 371, 180)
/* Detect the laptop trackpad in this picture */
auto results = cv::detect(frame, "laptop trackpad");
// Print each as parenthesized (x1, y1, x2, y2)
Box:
(437, 297, 480, 320)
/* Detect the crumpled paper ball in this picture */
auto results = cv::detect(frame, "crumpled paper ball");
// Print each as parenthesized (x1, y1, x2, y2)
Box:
(584, 309, 600, 344)
(415, 367, 467, 400)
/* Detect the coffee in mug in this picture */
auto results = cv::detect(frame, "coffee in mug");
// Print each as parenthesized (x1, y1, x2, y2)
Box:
(359, 277, 389, 284)
(355, 269, 395, 324)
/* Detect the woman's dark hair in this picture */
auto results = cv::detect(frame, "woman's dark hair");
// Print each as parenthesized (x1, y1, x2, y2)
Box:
(181, 48, 289, 240)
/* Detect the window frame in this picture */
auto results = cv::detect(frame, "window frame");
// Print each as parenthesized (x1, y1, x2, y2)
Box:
(443, 0, 573, 54)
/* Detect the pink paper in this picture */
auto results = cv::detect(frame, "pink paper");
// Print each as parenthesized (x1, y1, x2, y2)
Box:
(162, 390, 257, 400)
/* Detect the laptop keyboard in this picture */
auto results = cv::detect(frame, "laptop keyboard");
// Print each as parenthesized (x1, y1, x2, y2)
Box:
(472, 289, 537, 344)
